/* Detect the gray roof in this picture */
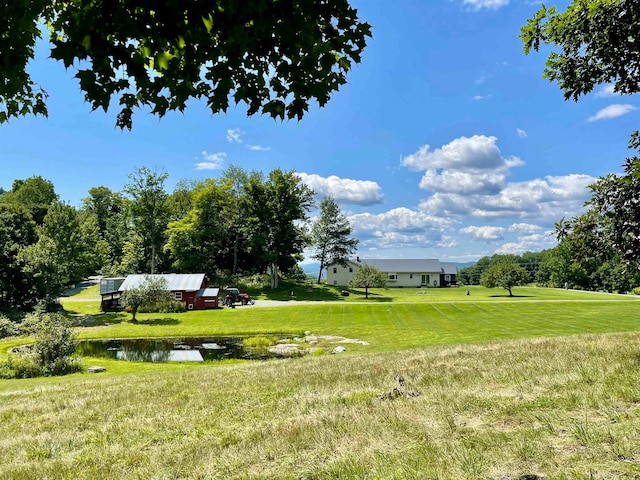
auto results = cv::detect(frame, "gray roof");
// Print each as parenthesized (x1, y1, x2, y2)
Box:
(198, 288, 220, 298)
(440, 263, 458, 275)
(119, 274, 205, 292)
(357, 259, 444, 273)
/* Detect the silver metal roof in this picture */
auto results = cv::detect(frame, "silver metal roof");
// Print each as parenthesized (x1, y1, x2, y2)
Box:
(119, 274, 205, 292)
(357, 259, 445, 273)
(198, 288, 220, 297)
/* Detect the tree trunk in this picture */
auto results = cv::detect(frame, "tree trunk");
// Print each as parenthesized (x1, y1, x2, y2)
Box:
(270, 262, 278, 289)
(365, 286, 369, 299)
(232, 230, 239, 275)
(151, 243, 156, 274)
(317, 260, 324, 284)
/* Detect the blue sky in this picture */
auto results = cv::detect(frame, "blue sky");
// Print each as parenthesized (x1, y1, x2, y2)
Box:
(1, 0, 636, 263)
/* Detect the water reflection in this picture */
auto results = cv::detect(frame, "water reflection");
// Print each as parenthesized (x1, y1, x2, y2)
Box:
(77, 336, 294, 363)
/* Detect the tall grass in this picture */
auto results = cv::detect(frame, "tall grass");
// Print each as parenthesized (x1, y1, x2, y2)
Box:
(1, 333, 640, 478)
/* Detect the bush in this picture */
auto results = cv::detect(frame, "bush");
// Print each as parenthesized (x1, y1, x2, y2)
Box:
(631, 287, 640, 296)
(138, 300, 186, 313)
(0, 311, 83, 379)
(18, 311, 45, 336)
(242, 336, 276, 348)
(33, 313, 81, 375)
(0, 353, 42, 379)
(0, 315, 19, 339)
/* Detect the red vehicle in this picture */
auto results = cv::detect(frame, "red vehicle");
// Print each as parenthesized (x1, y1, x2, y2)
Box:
(224, 287, 255, 307)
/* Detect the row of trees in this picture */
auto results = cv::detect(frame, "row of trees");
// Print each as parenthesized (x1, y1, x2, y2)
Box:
(0, 167, 358, 310)
(460, 239, 640, 295)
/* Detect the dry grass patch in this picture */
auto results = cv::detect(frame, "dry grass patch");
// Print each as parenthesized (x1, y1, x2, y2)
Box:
(1, 333, 640, 478)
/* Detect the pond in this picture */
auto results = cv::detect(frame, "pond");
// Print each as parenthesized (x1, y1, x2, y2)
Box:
(77, 336, 301, 363)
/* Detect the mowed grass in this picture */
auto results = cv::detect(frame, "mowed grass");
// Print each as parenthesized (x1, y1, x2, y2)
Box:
(2, 286, 640, 478)
(56, 285, 640, 352)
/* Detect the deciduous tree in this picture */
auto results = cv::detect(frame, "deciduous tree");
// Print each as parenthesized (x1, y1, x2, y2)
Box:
(123, 167, 170, 274)
(480, 260, 530, 297)
(244, 169, 315, 288)
(1, 0, 371, 129)
(350, 264, 387, 299)
(120, 276, 170, 322)
(165, 179, 234, 277)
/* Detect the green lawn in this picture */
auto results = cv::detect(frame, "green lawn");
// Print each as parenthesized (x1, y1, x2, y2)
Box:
(61, 286, 640, 351)
(2, 286, 640, 478)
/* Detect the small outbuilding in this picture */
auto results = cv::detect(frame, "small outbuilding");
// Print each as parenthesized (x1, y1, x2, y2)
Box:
(101, 273, 220, 311)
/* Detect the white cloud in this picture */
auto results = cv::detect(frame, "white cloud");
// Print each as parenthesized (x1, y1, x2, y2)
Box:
(508, 223, 542, 234)
(495, 233, 556, 255)
(419, 173, 595, 224)
(460, 225, 505, 241)
(195, 151, 226, 170)
(595, 84, 617, 98)
(226, 128, 243, 143)
(516, 128, 527, 139)
(348, 208, 455, 250)
(588, 104, 636, 122)
(402, 135, 525, 195)
(297, 173, 383, 206)
(463, 0, 509, 10)
(472, 94, 492, 101)
(475, 75, 487, 85)
(402, 135, 519, 172)
(419, 169, 507, 195)
(226, 127, 271, 151)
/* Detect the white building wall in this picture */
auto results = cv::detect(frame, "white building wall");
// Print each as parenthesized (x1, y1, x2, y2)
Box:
(326, 263, 443, 288)
(387, 272, 439, 288)
(326, 263, 358, 287)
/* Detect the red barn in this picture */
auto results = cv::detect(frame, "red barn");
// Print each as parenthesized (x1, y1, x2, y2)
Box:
(101, 273, 219, 311)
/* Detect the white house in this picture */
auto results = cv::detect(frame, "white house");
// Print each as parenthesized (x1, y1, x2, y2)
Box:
(326, 258, 458, 288)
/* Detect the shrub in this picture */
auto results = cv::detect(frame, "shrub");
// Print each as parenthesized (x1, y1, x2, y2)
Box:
(631, 287, 640, 296)
(32, 313, 81, 376)
(0, 315, 19, 339)
(242, 336, 277, 348)
(0, 353, 42, 379)
(138, 300, 186, 313)
(18, 311, 45, 336)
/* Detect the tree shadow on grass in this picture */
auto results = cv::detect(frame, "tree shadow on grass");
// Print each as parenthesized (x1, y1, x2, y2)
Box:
(132, 317, 181, 326)
(348, 290, 394, 302)
(67, 311, 128, 326)
(488, 294, 534, 298)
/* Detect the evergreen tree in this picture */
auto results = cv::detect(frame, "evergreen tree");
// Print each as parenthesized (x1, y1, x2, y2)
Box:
(311, 197, 359, 283)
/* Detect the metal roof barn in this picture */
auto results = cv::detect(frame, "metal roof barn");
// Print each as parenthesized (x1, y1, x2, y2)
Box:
(119, 274, 206, 292)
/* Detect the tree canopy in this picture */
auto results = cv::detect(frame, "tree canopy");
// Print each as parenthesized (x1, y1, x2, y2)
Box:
(521, 0, 640, 101)
(1, 0, 371, 129)
(350, 263, 387, 299)
(480, 260, 530, 297)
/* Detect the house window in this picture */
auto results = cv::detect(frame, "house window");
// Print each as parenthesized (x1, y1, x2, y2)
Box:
(409, 274, 413, 279)
(174, 292, 183, 301)
(333, 267, 337, 274)
(333, 281, 337, 286)
(421, 274, 430, 285)
(388, 273, 397, 281)
(444, 274, 451, 281)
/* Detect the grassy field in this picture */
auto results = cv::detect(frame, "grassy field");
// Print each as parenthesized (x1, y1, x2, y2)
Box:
(2, 286, 640, 478)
